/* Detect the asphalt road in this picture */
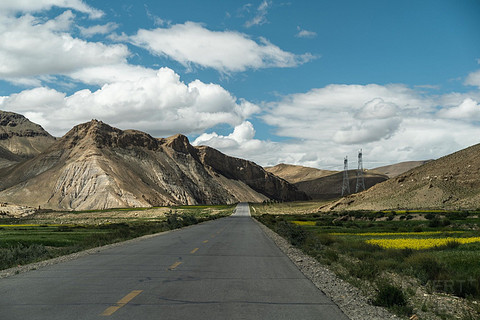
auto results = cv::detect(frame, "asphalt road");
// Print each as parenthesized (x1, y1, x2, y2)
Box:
(0, 203, 348, 319)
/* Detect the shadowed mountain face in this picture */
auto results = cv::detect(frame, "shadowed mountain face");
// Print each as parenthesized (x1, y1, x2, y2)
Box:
(0, 120, 307, 210)
(328, 143, 480, 211)
(294, 170, 388, 200)
(0, 111, 56, 168)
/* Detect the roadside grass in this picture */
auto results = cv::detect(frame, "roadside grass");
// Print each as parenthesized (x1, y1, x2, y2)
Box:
(252, 205, 480, 319)
(0, 205, 235, 271)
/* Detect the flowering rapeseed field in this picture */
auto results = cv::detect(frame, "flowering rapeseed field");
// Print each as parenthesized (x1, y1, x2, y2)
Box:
(292, 221, 316, 226)
(366, 237, 480, 250)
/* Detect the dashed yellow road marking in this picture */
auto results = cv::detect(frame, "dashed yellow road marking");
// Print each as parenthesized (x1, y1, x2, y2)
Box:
(203, 240, 209, 243)
(190, 248, 199, 254)
(168, 261, 182, 270)
(101, 290, 143, 316)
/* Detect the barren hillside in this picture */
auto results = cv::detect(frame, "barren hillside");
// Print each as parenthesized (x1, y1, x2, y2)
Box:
(371, 160, 431, 178)
(265, 163, 336, 184)
(328, 142, 480, 211)
(0, 120, 307, 210)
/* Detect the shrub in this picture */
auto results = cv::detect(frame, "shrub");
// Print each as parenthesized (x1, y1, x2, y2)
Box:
(373, 282, 413, 315)
(0, 244, 49, 269)
(428, 218, 441, 228)
(275, 221, 308, 246)
(347, 259, 379, 280)
(403, 253, 443, 284)
(373, 282, 407, 307)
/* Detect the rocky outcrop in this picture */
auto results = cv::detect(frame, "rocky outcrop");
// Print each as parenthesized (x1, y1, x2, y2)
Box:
(0, 120, 306, 210)
(195, 146, 309, 202)
(0, 111, 56, 166)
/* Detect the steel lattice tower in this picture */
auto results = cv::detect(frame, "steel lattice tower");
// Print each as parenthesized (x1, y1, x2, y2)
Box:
(341, 156, 350, 196)
(355, 149, 366, 193)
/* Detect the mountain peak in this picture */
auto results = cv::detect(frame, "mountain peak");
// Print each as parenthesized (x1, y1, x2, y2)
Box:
(163, 134, 195, 154)
(0, 110, 52, 139)
(59, 120, 160, 150)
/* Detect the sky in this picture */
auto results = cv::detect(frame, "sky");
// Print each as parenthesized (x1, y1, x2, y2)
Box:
(0, 0, 480, 170)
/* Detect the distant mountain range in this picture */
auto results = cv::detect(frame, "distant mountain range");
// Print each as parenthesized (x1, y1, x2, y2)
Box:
(265, 162, 429, 200)
(3, 110, 477, 212)
(0, 111, 307, 210)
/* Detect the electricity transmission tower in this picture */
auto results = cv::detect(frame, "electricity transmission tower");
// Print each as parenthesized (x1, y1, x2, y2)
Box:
(355, 149, 366, 193)
(341, 156, 350, 196)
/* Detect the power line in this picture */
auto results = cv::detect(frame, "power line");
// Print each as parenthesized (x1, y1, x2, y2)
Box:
(341, 156, 350, 196)
(356, 149, 366, 193)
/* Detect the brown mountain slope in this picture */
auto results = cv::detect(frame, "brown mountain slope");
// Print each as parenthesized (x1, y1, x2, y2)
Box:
(295, 170, 388, 200)
(265, 163, 336, 184)
(328, 143, 480, 211)
(371, 160, 431, 178)
(0, 120, 307, 210)
(0, 110, 56, 167)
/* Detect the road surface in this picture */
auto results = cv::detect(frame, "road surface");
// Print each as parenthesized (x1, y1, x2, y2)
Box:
(0, 203, 348, 319)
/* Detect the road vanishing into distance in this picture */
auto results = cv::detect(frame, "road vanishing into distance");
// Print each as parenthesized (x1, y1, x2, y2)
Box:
(0, 203, 348, 319)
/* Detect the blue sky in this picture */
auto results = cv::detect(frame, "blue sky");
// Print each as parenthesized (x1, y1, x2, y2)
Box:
(0, 0, 480, 169)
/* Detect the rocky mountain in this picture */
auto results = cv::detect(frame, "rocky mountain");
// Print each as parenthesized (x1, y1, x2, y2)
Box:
(0, 120, 307, 210)
(371, 160, 431, 178)
(0, 111, 56, 168)
(265, 163, 336, 184)
(328, 143, 480, 211)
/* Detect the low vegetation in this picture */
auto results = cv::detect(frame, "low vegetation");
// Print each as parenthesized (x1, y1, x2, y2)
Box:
(252, 205, 480, 319)
(0, 205, 234, 271)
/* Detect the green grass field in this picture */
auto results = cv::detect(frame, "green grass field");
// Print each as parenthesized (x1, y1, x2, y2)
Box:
(0, 204, 235, 270)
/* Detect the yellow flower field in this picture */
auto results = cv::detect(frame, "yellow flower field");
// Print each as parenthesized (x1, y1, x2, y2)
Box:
(330, 231, 463, 236)
(292, 221, 316, 226)
(366, 237, 480, 250)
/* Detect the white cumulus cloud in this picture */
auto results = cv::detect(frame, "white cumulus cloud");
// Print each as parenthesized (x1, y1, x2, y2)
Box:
(0, 68, 260, 137)
(438, 98, 480, 120)
(193, 121, 274, 157)
(465, 69, 480, 88)
(130, 22, 314, 73)
(0, 0, 103, 19)
(0, 11, 128, 83)
(190, 83, 480, 169)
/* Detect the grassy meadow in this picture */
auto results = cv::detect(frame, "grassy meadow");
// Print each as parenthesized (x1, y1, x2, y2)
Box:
(252, 204, 480, 319)
(0, 204, 234, 271)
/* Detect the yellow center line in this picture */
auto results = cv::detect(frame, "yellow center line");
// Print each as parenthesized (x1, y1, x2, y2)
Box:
(101, 290, 143, 316)
(190, 248, 199, 254)
(203, 240, 209, 243)
(168, 261, 182, 270)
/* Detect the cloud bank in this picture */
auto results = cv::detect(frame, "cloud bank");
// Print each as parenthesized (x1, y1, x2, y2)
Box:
(0, 68, 259, 137)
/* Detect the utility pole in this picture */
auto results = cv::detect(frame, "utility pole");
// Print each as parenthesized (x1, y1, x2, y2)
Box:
(341, 156, 350, 196)
(356, 149, 366, 193)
